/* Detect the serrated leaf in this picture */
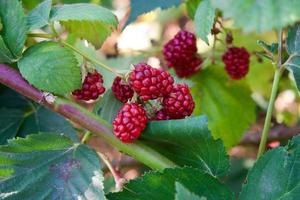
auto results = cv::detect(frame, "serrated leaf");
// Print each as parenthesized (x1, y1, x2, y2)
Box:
(211, 0, 300, 32)
(18, 41, 81, 95)
(0, 86, 78, 143)
(240, 135, 300, 199)
(0, 0, 27, 61)
(186, 0, 201, 19)
(194, 0, 215, 44)
(107, 167, 234, 200)
(285, 56, 300, 91)
(286, 24, 300, 55)
(141, 115, 229, 177)
(191, 67, 256, 147)
(257, 40, 278, 54)
(27, 0, 52, 31)
(175, 182, 202, 200)
(0, 108, 24, 144)
(94, 89, 123, 123)
(50, 3, 118, 48)
(0, 133, 105, 199)
(0, 36, 14, 63)
(126, 0, 182, 26)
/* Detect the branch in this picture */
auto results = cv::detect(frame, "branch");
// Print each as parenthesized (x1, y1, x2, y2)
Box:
(240, 124, 300, 145)
(0, 64, 176, 170)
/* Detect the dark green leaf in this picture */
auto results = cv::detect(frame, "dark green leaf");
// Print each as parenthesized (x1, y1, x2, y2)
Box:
(191, 67, 256, 147)
(257, 40, 278, 54)
(175, 182, 202, 200)
(27, 0, 52, 31)
(18, 41, 81, 95)
(50, 3, 118, 48)
(186, 0, 201, 19)
(0, 0, 27, 59)
(285, 56, 300, 91)
(0, 86, 31, 110)
(211, 0, 300, 32)
(18, 106, 78, 142)
(194, 0, 215, 44)
(0, 36, 14, 63)
(286, 24, 300, 55)
(94, 89, 123, 123)
(0, 133, 105, 199)
(240, 135, 300, 199)
(0, 108, 24, 144)
(126, 0, 182, 26)
(107, 167, 234, 200)
(141, 115, 229, 177)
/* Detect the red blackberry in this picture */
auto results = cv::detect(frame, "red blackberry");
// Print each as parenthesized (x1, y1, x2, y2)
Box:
(112, 76, 134, 103)
(153, 109, 170, 121)
(129, 63, 174, 101)
(113, 103, 147, 143)
(163, 30, 202, 78)
(163, 84, 195, 119)
(222, 47, 250, 80)
(72, 70, 105, 101)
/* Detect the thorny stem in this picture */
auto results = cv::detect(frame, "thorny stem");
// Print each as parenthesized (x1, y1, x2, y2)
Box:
(257, 29, 284, 158)
(0, 64, 177, 170)
(98, 152, 126, 191)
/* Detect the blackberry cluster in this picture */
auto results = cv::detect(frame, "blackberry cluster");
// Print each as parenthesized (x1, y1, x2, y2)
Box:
(163, 30, 203, 78)
(112, 63, 195, 143)
(72, 70, 105, 101)
(222, 47, 250, 80)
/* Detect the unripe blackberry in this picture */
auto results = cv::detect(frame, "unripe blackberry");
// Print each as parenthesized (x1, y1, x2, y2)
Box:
(163, 84, 195, 119)
(112, 76, 134, 103)
(222, 47, 250, 80)
(72, 70, 105, 101)
(129, 63, 174, 101)
(113, 103, 147, 143)
(163, 30, 202, 78)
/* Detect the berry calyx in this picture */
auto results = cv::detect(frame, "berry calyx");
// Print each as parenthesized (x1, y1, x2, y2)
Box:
(163, 30, 202, 78)
(113, 103, 148, 143)
(162, 84, 195, 119)
(222, 47, 250, 80)
(72, 70, 105, 101)
(112, 76, 134, 103)
(129, 63, 174, 101)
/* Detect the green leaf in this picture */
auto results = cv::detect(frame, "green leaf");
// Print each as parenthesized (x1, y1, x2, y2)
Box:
(107, 167, 234, 200)
(50, 3, 118, 48)
(0, 108, 24, 144)
(0, 0, 27, 59)
(257, 40, 278, 54)
(240, 135, 300, 199)
(286, 24, 300, 55)
(126, 0, 182, 26)
(175, 182, 202, 200)
(211, 0, 300, 32)
(27, 0, 52, 31)
(94, 89, 123, 123)
(194, 0, 215, 44)
(0, 133, 105, 199)
(285, 56, 300, 91)
(141, 115, 229, 177)
(18, 41, 81, 95)
(0, 36, 14, 63)
(186, 0, 201, 19)
(0, 86, 78, 143)
(191, 67, 256, 147)
(18, 106, 78, 142)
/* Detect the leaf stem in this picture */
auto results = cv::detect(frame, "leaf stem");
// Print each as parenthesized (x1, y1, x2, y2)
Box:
(81, 131, 92, 143)
(257, 29, 284, 158)
(60, 40, 123, 77)
(27, 33, 54, 39)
